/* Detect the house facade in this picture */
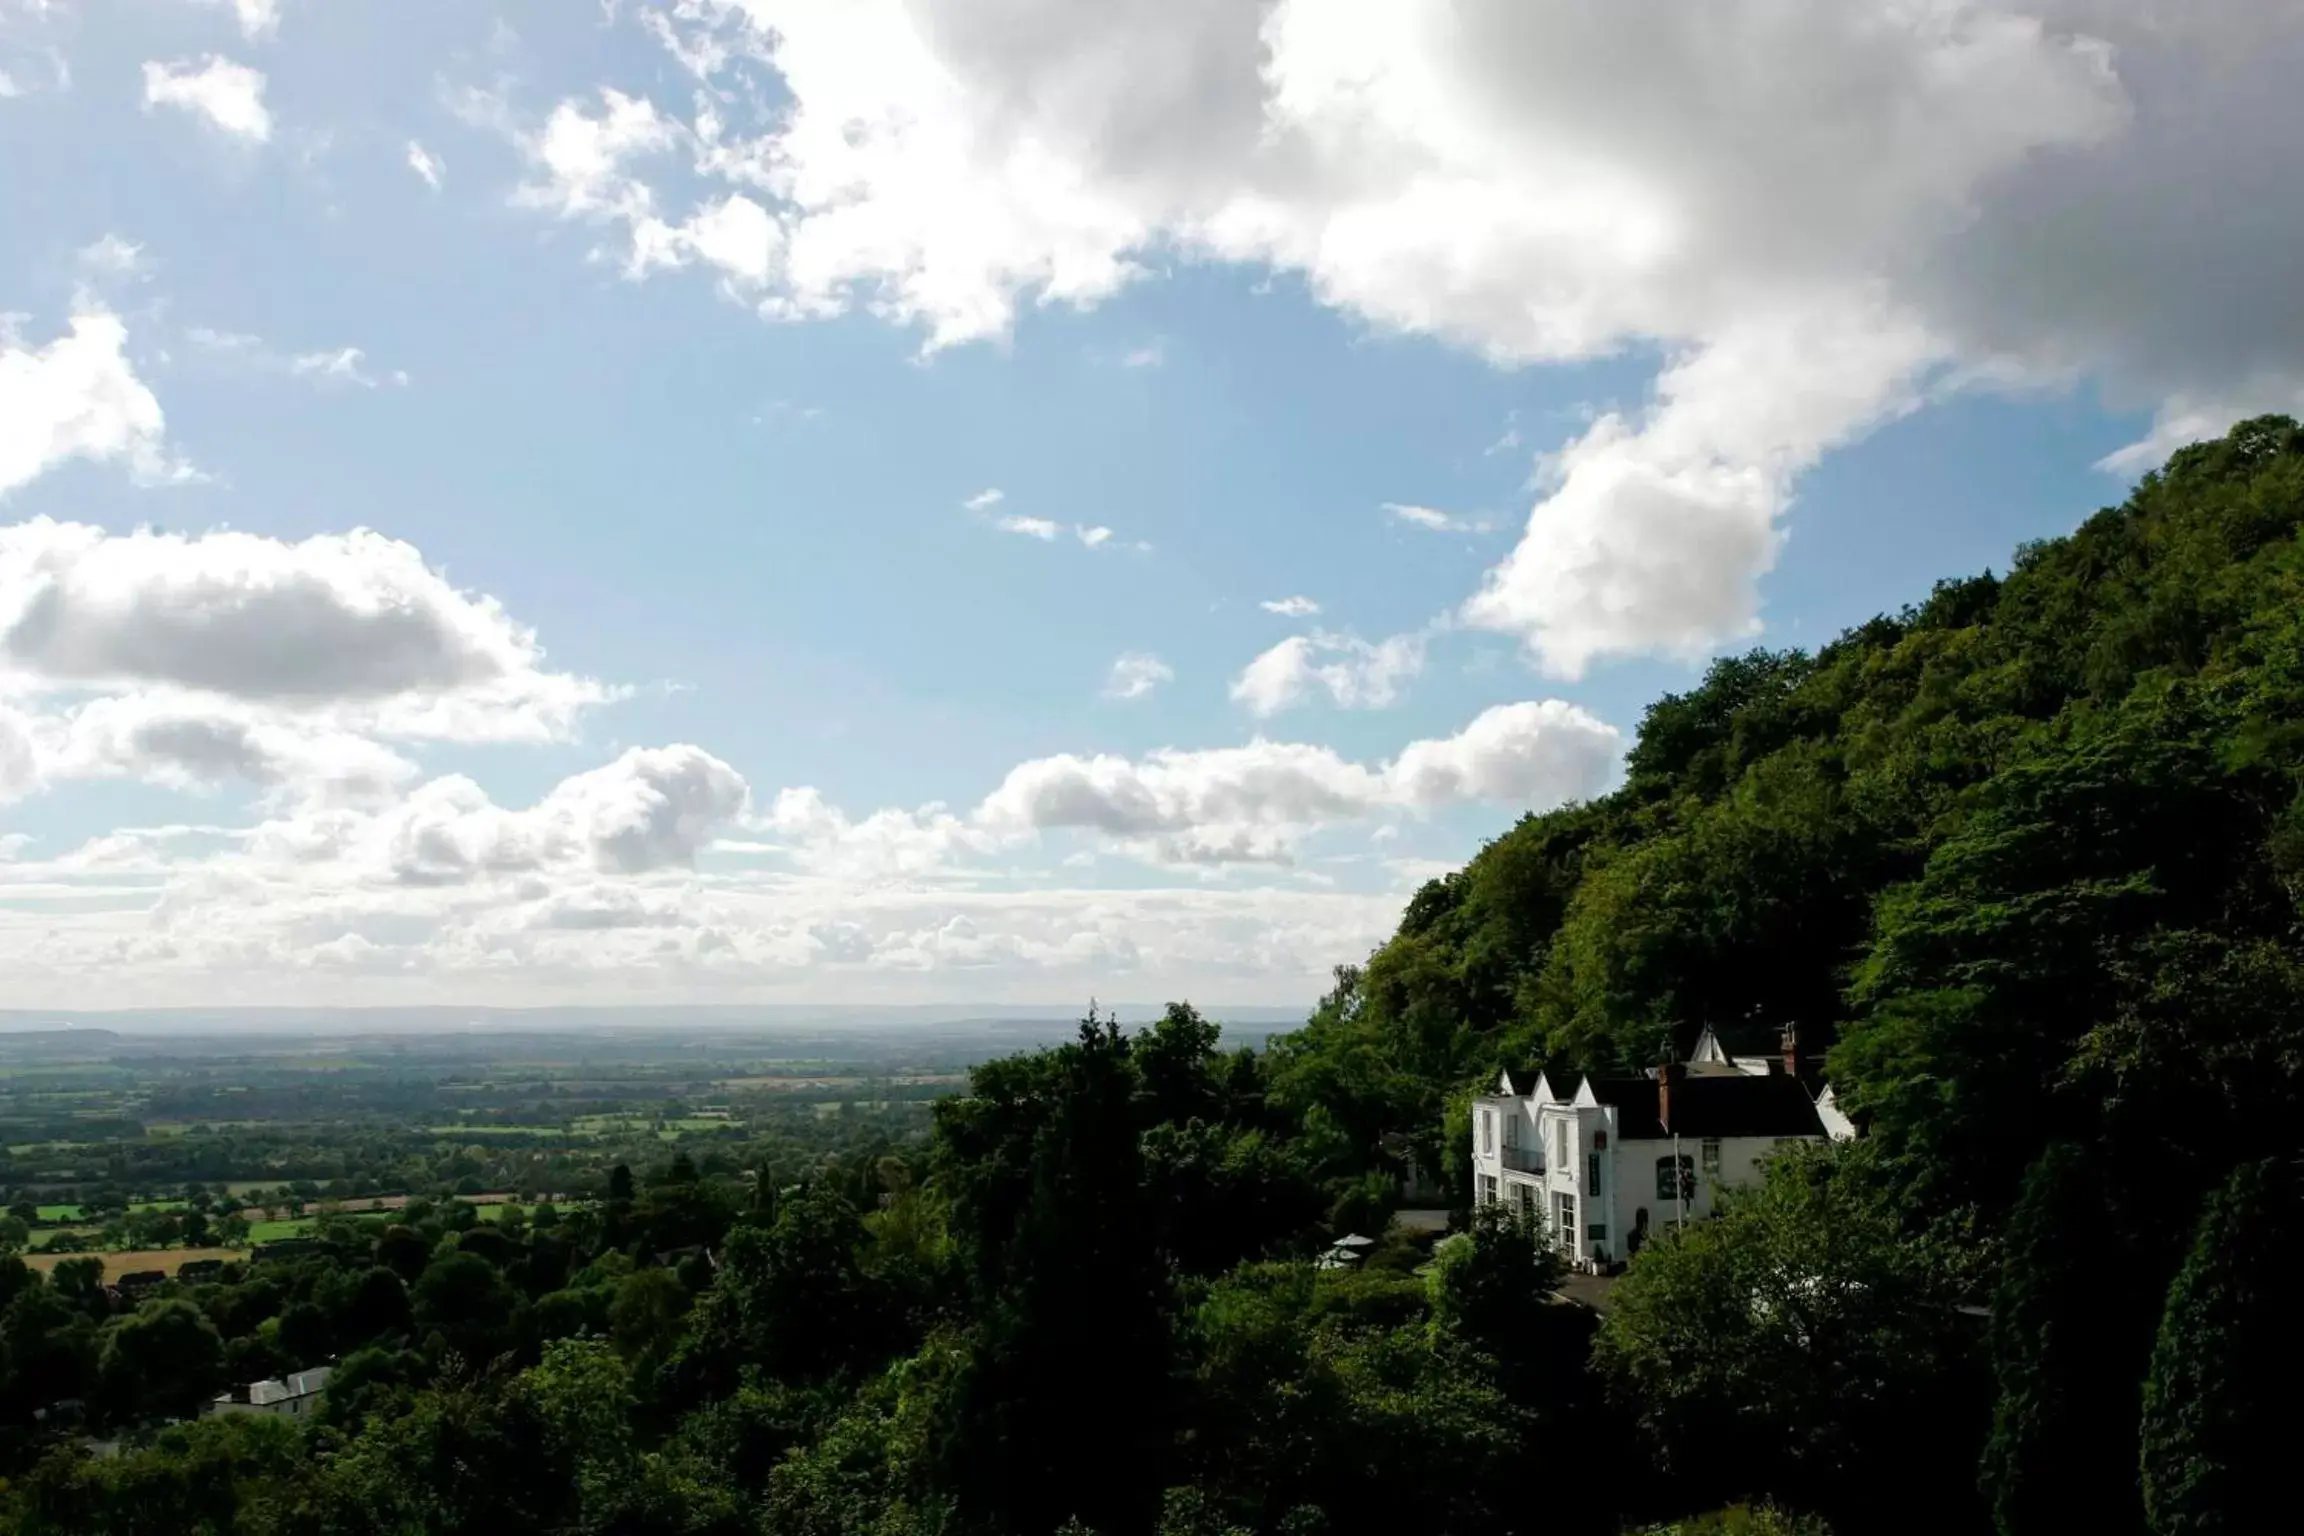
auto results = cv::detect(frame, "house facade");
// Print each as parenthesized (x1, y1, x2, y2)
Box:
(1469, 1025, 1851, 1272)
(208, 1366, 332, 1418)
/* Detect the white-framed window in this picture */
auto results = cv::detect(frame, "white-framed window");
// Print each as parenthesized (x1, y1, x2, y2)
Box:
(1477, 1174, 1498, 1206)
(1554, 1117, 1570, 1170)
(1480, 1111, 1493, 1155)
(1701, 1137, 1722, 1175)
(1554, 1192, 1576, 1247)
(1515, 1182, 1536, 1223)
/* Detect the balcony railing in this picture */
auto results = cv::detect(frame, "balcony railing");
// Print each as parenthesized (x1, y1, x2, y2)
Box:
(1500, 1145, 1543, 1174)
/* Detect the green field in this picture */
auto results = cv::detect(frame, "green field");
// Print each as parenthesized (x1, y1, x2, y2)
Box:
(246, 1218, 317, 1243)
(33, 1204, 83, 1222)
(422, 1124, 566, 1138)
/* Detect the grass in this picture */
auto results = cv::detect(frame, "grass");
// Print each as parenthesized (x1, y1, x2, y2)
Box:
(128, 1199, 188, 1214)
(34, 1204, 84, 1222)
(32, 1226, 101, 1250)
(246, 1218, 316, 1243)
(420, 1124, 565, 1138)
(23, 1248, 249, 1284)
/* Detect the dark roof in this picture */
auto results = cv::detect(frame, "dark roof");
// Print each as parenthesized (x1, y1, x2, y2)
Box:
(1587, 1079, 1665, 1137)
(1588, 1073, 1826, 1140)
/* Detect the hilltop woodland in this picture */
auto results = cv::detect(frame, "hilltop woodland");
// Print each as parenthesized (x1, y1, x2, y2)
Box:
(5, 419, 2304, 1533)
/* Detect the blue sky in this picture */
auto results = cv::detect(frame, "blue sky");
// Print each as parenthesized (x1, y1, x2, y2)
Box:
(1, 1, 2295, 1009)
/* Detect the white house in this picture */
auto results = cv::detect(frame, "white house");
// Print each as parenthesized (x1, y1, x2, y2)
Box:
(1468, 1024, 1852, 1272)
(207, 1366, 331, 1419)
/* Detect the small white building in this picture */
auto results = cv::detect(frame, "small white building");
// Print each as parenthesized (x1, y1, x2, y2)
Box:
(208, 1366, 331, 1419)
(1469, 1025, 1851, 1272)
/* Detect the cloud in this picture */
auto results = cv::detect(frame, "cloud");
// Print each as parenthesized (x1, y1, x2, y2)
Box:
(1102, 651, 1172, 701)
(0, 312, 174, 497)
(289, 347, 404, 389)
(369, 744, 749, 886)
(187, 327, 407, 388)
(1122, 343, 1163, 368)
(141, 56, 271, 142)
(503, 1, 2304, 680)
(1260, 595, 1320, 617)
(0, 519, 608, 738)
(47, 693, 417, 806)
(513, 87, 677, 228)
(77, 235, 145, 278)
(193, 0, 281, 41)
(1383, 502, 1494, 535)
(1229, 630, 1427, 717)
(0, 688, 1615, 1000)
(406, 140, 443, 189)
(981, 504, 1122, 547)
(977, 698, 1621, 864)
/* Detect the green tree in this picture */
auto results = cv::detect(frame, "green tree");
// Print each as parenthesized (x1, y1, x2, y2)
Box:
(98, 1299, 227, 1424)
(2139, 1157, 2304, 1535)
(1595, 1145, 1980, 1523)
(411, 1251, 520, 1365)
(1980, 1143, 2154, 1536)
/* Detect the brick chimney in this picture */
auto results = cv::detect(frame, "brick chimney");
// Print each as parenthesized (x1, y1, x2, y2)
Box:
(1780, 1021, 1801, 1079)
(1658, 1060, 1684, 1134)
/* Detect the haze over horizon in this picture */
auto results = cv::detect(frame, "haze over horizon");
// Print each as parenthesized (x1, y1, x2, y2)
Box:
(4, 1, 2301, 1009)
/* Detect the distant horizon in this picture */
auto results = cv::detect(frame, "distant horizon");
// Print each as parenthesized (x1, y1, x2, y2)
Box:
(0, 1001, 1317, 1036)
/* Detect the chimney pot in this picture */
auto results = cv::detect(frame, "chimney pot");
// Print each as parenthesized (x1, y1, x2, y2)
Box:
(1780, 1022, 1801, 1078)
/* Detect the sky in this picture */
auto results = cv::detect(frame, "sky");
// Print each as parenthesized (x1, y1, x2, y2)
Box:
(2, 0, 2300, 1011)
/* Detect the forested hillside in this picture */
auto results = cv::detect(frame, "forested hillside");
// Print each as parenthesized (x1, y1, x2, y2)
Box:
(1268, 415, 2304, 1532)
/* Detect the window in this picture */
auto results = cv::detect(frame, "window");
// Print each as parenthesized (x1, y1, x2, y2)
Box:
(1701, 1137, 1722, 1175)
(1480, 1112, 1493, 1155)
(1515, 1182, 1536, 1223)
(1587, 1151, 1603, 1191)
(1655, 1155, 1694, 1202)
(1554, 1118, 1570, 1170)
(1555, 1192, 1576, 1246)
(1476, 1174, 1497, 1206)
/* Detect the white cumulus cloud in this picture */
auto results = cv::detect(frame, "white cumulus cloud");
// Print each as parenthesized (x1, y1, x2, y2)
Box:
(141, 56, 271, 142)
(1260, 595, 1320, 618)
(496, 0, 2304, 681)
(0, 519, 608, 738)
(0, 313, 173, 497)
(1230, 630, 1427, 717)
(977, 698, 1621, 865)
